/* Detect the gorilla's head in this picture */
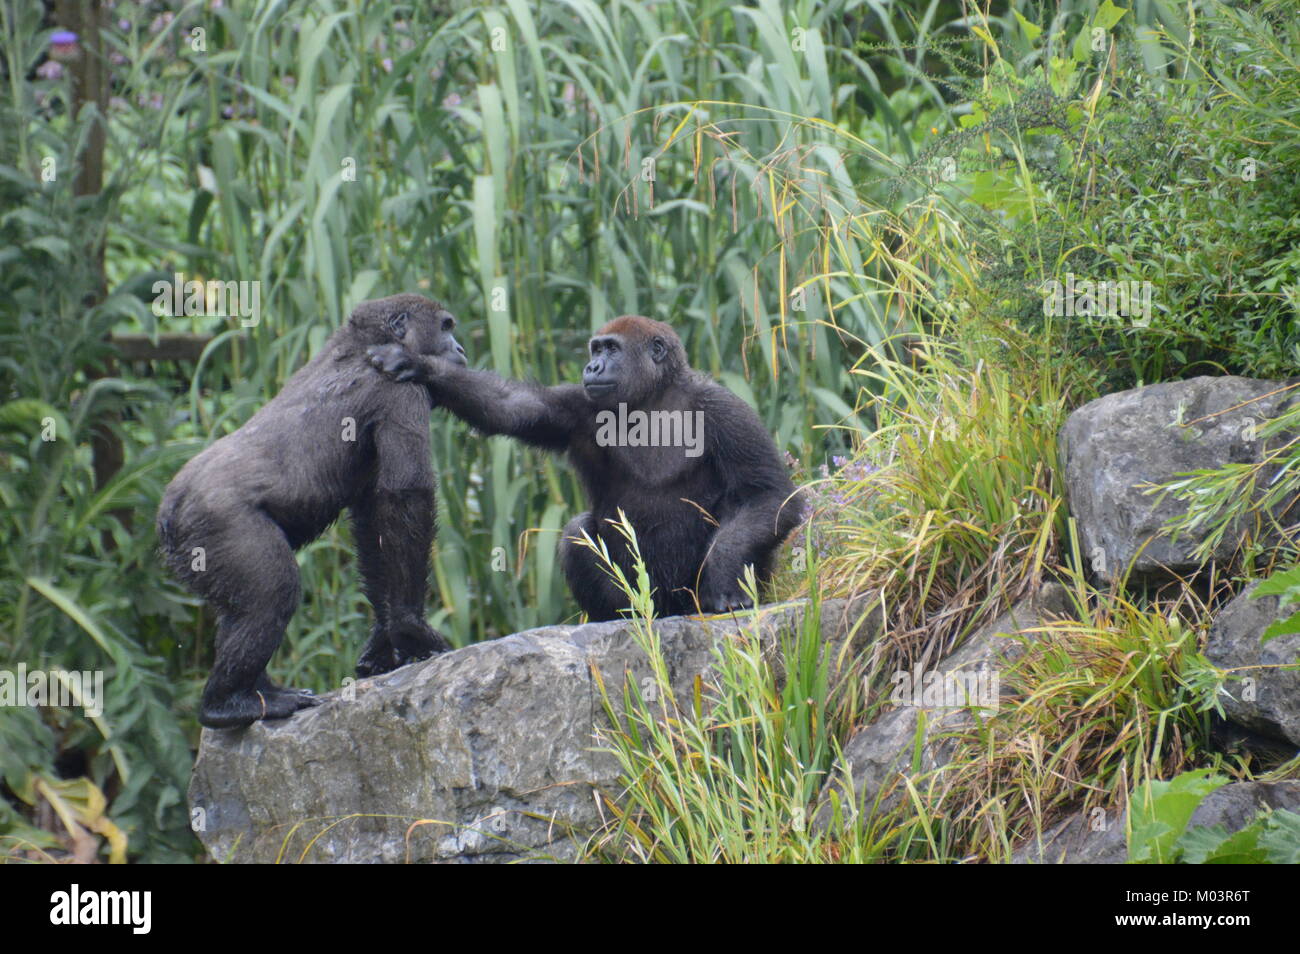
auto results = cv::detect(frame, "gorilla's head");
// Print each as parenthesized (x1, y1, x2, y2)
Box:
(582, 315, 686, 407)
(350, 294, 467, 366)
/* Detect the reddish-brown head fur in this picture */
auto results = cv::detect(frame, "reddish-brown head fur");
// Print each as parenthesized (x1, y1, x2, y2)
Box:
(597, 314, 678, 343)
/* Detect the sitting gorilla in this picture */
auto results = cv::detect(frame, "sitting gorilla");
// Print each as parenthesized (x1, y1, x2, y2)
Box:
(158, 294, 463, 728)
(369, 315, 805, 621)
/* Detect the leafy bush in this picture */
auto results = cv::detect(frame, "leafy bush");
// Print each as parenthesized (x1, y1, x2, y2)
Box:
(908, 0, 1300, 388)
(1129, 769, 1300, 863)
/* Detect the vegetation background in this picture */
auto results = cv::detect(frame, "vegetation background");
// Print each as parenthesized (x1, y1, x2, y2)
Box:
(1, 0, 1296, 861)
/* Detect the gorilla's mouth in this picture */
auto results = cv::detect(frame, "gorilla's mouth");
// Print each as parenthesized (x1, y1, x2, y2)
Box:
(584, 382, 617, 399)
(436, 349, 468, 367)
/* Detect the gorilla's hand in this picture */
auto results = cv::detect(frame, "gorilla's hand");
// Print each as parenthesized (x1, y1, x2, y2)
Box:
(368, 343, 421, 383)
(699, 567, 755, 615)
(700, 588, 754, 614)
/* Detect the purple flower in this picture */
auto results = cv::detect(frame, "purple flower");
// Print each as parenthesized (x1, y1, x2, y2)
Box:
(50, 30, 78, 61)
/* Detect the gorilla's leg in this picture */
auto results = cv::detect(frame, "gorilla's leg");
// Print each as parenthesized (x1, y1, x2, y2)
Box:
(354, 486, 451, 677)
(697, 504, 789, 613)
(559, 513, 635, 622)
(197, 510, 318, 729)
(351, 493, 397, 678)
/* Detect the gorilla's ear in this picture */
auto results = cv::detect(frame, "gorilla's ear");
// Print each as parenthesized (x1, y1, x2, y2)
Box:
(387, 311, 410, 341)
(650, 336, 667, 363)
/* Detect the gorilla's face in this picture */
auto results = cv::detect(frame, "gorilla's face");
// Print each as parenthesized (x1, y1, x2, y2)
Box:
(582, 331, 672, 407)
(389, 299, 467, 366)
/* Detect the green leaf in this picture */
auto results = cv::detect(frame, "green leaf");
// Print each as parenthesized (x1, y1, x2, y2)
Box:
(1013, 11, 1042, 44)
(0, 399, 71, 444)
(1072, 28, 1093, 64)
(1128, 769, 1229, 863)
(24, 235, 70, 261)
(1260, 810, 1300, 864)
(1179, 824, 1265, 864)
(1260, 610, 1300, 643)
(1251, 566, 1300, 599)
(1093, 1, 1129, 31)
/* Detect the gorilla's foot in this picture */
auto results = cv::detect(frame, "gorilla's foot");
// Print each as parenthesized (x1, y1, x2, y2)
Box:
(355, 644, 399, 679)
(356, 619, 451, 678)
(390, 618, 453, 667)
(199, 686, 321, 729)
(356, 621, 397, 678)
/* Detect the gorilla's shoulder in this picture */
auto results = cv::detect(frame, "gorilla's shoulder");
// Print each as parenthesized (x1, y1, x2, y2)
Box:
(689, 372, 754, 411)
(685, 369, 730, 397)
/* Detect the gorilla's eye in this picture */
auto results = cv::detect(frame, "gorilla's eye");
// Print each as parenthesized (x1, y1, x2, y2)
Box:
(441, 315, 455, 332)
(651, 337, 665, 357)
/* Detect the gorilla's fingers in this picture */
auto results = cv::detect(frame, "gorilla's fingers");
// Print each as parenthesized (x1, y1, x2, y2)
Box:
(701, 586, 752, 614)
(367, 343, 411, 378)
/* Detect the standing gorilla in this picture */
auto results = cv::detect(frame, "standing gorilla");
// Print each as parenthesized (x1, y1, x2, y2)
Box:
(158, 294, 464, 728)
(369, 315, 805, 621)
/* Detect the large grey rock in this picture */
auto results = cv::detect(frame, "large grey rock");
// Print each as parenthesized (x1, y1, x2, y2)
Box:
(813, 583, 1072, 828)
(188, 595, 879, 864)
(1011, 805, 1128, 864)
(1205, 581, 1300, 747)
(1013, 781, 1300, 864)
(1059, 376, 1297, 582)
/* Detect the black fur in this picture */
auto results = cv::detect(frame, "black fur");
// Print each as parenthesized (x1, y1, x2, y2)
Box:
(158, 294, 464, 728)
(369, 315, 805, 621)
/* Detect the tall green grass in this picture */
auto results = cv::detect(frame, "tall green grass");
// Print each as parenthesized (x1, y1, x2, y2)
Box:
(581, 516, 880, 862)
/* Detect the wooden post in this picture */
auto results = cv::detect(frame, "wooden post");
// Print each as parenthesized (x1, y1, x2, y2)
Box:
(56, 1, 128, 534)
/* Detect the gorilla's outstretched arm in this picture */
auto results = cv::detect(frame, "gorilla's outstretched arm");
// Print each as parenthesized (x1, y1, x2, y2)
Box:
(368, 346, 586, 452)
